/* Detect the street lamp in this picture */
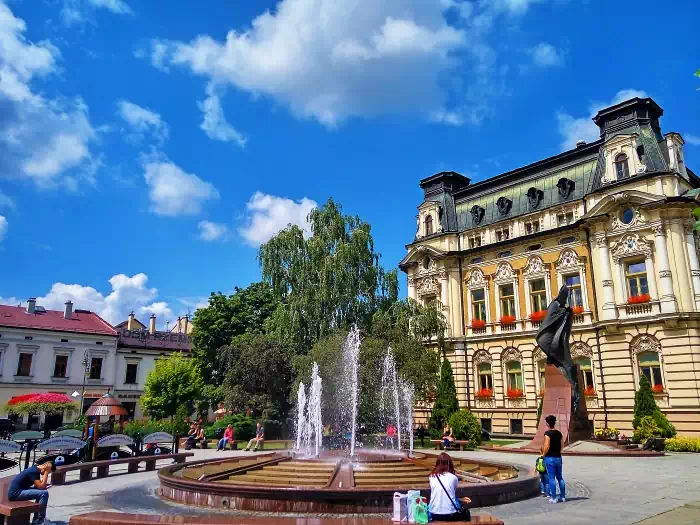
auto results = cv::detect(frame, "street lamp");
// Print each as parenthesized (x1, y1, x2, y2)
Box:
(80, 350, 90, 415)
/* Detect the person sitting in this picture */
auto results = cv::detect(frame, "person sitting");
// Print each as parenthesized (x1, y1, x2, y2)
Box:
(196, 426, 207, 449)
(185, 424, 198, 450)
(244, 423, 264, 451)
(428, 453, 471, 522)
(217, 424, 234, 451)
(442, 424, 455, 449)
(8, 461, 55, 525)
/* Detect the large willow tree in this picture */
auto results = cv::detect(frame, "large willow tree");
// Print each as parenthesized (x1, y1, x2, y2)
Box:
(259, 198, 398, 349)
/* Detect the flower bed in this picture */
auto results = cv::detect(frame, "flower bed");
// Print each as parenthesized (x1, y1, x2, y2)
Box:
(665, 437, 700, 453)
(471, 319, 486, 330)
(506, 388, 524, 399)
(594, 427, 619, 440)
(529, 310, 547, 322)
(475, 388, 493, 399)
(651, 384, 665, 394)
(628, 293, 651, 304)
(499, 315, 516, 325)
(584, 385, 596, 396)
(572, 305, 584, 315)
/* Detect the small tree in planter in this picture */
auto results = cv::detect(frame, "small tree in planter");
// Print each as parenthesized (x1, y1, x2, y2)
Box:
(429, 357, 459, 433)
(633, 375, 676, 439)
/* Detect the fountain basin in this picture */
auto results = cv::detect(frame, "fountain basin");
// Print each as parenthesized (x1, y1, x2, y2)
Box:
(159, 450, 539, 513)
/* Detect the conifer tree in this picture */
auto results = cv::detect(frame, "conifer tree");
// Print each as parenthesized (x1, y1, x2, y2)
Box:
(632, 375, 658, 429)
(430, 357, 460, 432)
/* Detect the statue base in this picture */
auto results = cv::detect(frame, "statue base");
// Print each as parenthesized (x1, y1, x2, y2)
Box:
(524, 364, 592, 451)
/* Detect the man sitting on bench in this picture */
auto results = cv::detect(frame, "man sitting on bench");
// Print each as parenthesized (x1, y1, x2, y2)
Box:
(244, 422, 264, 451)
(8, 461, 54, 525)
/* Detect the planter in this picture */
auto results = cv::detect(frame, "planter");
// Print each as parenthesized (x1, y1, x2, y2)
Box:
(584, 386, 596, 397)
(471, 319, 486, 330)
(651, 384, 665, 394)
(529, 310, 547, 322)
(506, 388, 524, 399)
(572, 306, 584, 315)
(628, 294, 651, 305)
(475, 388, 493, 399)
(499, 315, 516, 326)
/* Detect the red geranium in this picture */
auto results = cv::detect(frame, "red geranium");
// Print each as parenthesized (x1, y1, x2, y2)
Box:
(628, 294, 651, 304)
(475, 388, 493, 399)
(572, 305, 584, 315)
(506, 388, 524, 399)
(500, 315, 516, 325)
(584, 385, 596, 396)
(651, 384, 664, 394)
(530, 310, 547, 322)
(471, 319, 486, 329)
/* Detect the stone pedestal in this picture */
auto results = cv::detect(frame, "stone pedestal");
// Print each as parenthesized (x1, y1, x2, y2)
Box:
(525, 364, 592, 451)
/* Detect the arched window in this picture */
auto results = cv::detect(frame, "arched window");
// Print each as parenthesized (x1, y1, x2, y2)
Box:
(638, 351, 663, 391)
(478, 363, 493, 391)
(615, 153, 630, 180)
(506, 361, 523, 392)
(537, 359, 546, 395)
(575, 356, 594, 394)
(424, 215, 433, 236)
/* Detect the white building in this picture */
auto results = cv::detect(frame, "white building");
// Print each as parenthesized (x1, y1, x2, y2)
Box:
(0, 299, 118, 430)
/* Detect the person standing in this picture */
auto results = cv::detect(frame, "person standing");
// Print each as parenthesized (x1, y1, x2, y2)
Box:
(8, 461, 54, 525)
(541, 415, 566, 503)
(386, 423, 397, 449)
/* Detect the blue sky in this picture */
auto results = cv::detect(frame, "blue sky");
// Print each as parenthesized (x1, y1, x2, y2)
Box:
(1, 0, 699, 327)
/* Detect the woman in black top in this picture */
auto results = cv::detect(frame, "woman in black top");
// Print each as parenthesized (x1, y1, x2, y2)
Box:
(541, 414, 566, 503)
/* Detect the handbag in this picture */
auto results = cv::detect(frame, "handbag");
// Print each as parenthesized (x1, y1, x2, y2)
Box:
(535, 456, 546, 473)
(435, 474, 471, 521)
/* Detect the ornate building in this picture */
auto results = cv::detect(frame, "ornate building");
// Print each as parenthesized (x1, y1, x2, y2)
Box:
(400, 97, 700, 437)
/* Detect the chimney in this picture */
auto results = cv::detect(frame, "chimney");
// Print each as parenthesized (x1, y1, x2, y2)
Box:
(176, 316, 181, 333)
(149, 314, 156, 334)
(127, 311, 136, 330)
(64, 301, 73, 320)
(27, 298, 36, 314)
(184, 315, 189, 334)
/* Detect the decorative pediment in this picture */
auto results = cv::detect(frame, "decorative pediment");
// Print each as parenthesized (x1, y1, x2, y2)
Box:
(467, 268, 487, 288)
(501, 347, 521, 363)
(555, 248, 583, 272)
(473, 350, 492, 365)
(582, 190, 660, 220)
(523, 256, 546, 277)
(610, 234, 652, 262)
(611, 207, 645, 231)
(493, 262, 515, 282)
(630, 334, 661, 356)
(398, 244, 447, 270)
(533, 347, 546, 363)
(570, 342, 593, 359)
(416, 276, 440, 297)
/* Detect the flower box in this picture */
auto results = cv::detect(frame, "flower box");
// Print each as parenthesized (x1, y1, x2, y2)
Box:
(537, 388, 544, 398)
(475, 388, 493, 399)
(530, 310, 547, 322)
(499, 315, 516, 325)
(584, 385, 596, 396)
(572, 305, 584, 315)
(628, 293, 651, 304)
(651, 384, 665, 394)
(471, 319, 486, 330)
(506, 388, 524, 399)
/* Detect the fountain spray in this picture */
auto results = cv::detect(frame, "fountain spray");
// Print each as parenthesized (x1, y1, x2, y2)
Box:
(295, 382, 307, 451)
(382, 347, 401, 450)
(341, 326, 361, 457)
(308, 363, 323, 457)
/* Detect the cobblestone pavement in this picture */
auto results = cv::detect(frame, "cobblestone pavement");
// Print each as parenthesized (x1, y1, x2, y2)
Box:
(2, 448, 698, 524)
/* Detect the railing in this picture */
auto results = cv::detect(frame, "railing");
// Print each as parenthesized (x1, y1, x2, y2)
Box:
(531, 320, 543, 329)
(573, 314, 585, 324)
(501, 323, 517, 332)
(472, 327, 487, 335)
(624, 302, 653, 316)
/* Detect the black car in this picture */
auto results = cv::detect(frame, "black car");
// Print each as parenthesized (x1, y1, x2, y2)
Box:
(0, 418, 16, 439)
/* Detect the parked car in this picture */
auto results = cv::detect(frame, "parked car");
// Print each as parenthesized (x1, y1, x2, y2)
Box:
(0, 418, 16, 439)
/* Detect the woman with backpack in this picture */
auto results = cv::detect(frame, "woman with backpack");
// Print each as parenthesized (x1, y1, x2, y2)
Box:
(428, 453, 471, 522)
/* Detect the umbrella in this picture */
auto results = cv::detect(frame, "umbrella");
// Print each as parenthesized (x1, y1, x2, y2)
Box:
(84, 392, 128, 418)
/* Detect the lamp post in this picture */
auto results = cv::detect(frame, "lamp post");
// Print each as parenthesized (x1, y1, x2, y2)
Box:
(80, 350, 90, 415)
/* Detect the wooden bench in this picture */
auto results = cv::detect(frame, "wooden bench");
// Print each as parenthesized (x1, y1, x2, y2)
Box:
(0, 476, 43, 525)
(431, 439, 473, 451)
(69, 511, 504, 524)
(51, 453, 194, 485)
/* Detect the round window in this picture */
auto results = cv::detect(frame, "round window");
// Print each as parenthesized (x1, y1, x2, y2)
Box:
(621, 208, 635, 225)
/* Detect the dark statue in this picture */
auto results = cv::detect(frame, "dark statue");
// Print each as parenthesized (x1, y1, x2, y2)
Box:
(535, 284, 581, 413)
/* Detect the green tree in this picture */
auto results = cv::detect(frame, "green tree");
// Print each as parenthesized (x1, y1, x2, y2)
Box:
(448, 410, 482, 449)
(192, 282, 278, 383)
(430, 357, 460, 432)
(141, 353, 203, 419)
(221, 333, 295, 420)
(259, 198, 398, 349)
(632, 375, 658, 429)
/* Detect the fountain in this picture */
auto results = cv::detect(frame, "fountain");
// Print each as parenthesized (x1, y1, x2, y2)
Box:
(159, 328, 539, 515)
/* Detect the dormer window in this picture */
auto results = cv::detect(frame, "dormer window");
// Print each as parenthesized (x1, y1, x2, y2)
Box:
(615, 153, 630, 180)
(525, 221, 540, 234)
(495, 228, 510, 242)
(425, 215, 433, 236)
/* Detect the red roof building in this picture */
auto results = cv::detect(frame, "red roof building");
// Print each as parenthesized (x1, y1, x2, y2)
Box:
(0, 303, 116, 336)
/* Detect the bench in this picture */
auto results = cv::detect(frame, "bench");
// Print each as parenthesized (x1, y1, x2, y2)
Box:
(251, 439, 294, 450)
(431, 439, 473, 451)
(0, 476, 42, 525)
(69, 511, 504, 524)
(51, 453, 194, 485)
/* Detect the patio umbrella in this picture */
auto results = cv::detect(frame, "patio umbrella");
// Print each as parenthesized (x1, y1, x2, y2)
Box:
(4, 393, 76, 415)
(84, 392, 128, 418)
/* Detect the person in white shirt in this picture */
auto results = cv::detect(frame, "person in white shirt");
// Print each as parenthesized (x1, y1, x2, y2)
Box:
(428, 452, 471, 522)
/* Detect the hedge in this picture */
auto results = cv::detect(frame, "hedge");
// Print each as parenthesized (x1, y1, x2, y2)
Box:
(448, 410, 482, 449)
(664, 437, 700, 453)
(203, 414, 283, 441)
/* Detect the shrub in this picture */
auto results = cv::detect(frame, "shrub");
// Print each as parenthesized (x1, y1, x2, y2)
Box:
(123, 419, 177, 439)
(448, 410, 482, 449)
(652, 411, 676, 439)
(633, 375, 658, 429)
(632, 416, 662, 443)
(429, 358, 459, 433)
(664, 437, 700, 453)
(203, 414, 283, 441)
(594, 427, 619, 440)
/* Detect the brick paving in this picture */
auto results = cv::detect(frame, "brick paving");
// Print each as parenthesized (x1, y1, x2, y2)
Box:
(2, 448, 698, 524)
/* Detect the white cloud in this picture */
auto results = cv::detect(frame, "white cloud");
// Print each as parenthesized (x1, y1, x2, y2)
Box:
(117, 100, 169, 144)
(198, 84, 246, 146)
(88, 0, 132, 15)
(138, 301, 173, 322)
(60, 0, 132, 26)
(0, 191, 15, 209)
(685, 133, 700, 147)
(0, 1, 98, 188)
(239, 192, 317, 246)
(145, 0, 497, 127)
(142, 158, 220, 216)
(556, 89, 649, 151)
(197, 220, 231, 242)
(529, 42, 562, 67)
(177, 296, 210, 311)
(0, 215, 7, 242)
